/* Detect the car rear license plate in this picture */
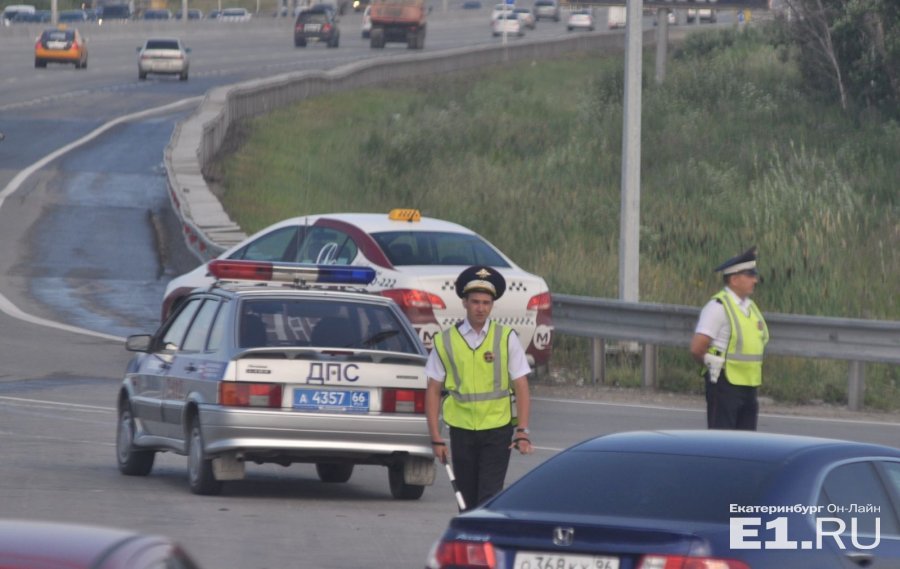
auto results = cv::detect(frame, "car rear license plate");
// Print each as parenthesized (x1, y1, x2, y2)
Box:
(293, 388, 369, 412)
(305, 23, 321, 31)
(513, 552, 619, 569)
(48, 41, 66, 49)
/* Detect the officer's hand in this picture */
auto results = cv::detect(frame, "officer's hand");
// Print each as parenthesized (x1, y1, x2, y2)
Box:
(431, 441, 449, 464)
(510, 437, 533, 455)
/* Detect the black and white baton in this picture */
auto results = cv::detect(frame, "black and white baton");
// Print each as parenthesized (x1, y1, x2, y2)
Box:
(444, 461, 466, 512)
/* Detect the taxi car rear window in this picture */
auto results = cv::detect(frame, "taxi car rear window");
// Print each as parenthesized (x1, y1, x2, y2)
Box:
(43, 30, 73, 41)
(373, 231, 511, 267)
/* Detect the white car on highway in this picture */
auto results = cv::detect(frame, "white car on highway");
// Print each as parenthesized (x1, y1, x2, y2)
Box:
(492, 12, 524, 36)
(162, 209, 554, 367)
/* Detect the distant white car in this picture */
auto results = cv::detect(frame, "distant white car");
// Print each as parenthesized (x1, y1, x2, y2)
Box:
(219, 7, 251, 21)
(360, 5, 371, 38)
(567, 9, 593, 31)
(490, 2, 513, 20)
(137, 37, 190, 81)
(512, 7, 535, 29)
(492, 12, 523, 36)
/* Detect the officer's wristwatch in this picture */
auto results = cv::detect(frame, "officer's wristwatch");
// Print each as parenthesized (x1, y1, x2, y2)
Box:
(516, 427, 530, 434)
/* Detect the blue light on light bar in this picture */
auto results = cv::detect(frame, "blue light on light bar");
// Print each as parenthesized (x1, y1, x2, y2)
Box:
(315, 266, 377, 285)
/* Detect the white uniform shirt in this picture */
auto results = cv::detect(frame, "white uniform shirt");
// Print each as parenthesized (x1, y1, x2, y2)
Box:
(425, 319, 532, 382)
(694, 287, 754, 353)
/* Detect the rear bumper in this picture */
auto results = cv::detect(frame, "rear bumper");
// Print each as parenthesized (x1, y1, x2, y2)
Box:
(139, 60, 188, 73)
(199, 405, 433, 464)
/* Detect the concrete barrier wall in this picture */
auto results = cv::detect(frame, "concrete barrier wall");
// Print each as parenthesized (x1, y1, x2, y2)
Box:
(165, 30, 653, 261)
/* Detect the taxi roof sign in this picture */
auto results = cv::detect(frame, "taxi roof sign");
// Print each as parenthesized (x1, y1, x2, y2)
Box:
(388, 208, 421, 222)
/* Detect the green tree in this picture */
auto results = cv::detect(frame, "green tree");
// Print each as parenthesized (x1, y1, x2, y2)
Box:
(780, 0, 900, 117)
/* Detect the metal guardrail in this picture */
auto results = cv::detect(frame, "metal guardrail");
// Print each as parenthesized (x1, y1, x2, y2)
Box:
(553, 294, 900, 410)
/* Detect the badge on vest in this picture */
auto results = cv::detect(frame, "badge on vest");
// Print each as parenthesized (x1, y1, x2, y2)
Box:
(484, 351, 494, 363)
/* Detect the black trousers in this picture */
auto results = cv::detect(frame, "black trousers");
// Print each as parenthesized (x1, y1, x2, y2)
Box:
(705, 371, 758, 430)
(449, 424, 514, 511)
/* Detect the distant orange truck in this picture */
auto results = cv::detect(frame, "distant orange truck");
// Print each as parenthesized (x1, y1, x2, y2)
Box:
(368, 0, 427, 49)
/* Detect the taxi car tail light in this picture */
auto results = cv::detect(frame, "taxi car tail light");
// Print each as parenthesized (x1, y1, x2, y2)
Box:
(322, 23, 332, 32)
(295, 22, 303, 31)
(208, 260, 375, 285)
(526, 292, 552, 311)
(382, 389, 425, 414)
(381, 289, 446, 310)
(429, 539, 497, 569)
(637, 555, 750, 569)
(220, 382, 283, 408)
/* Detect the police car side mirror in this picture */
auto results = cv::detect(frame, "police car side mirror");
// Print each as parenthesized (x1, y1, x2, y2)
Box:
(125, 334, 153, 352)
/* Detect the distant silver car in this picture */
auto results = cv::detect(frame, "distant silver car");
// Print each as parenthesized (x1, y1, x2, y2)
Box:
(137, 37, 190, 81)
(117, 261, 435, 498)
(532, 0, 558, 21)
(219, 6, 252, 21)
(567, 9, 594, 31)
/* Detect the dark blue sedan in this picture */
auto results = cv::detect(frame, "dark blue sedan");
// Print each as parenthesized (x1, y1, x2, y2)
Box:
(427, 430, 900, 569)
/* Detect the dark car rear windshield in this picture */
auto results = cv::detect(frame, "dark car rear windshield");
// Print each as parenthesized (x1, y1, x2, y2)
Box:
(145, 40, 180, 50)
(300, 10, 328, 22)
(372, 231, 511, 267)
(489, 451, 776, 523)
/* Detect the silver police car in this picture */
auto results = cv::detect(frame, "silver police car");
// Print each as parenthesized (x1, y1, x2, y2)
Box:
(116, 261, 435, 498)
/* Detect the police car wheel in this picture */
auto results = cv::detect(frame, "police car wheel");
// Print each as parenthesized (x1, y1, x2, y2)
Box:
(116, 403, 155, 476)
(187, 417, 222, 495)
(316, 462, 354, 483)
(388, 463, 425, 500)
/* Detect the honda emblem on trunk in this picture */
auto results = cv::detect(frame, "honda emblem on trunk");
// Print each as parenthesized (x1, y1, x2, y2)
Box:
(552, 527, 574, 546)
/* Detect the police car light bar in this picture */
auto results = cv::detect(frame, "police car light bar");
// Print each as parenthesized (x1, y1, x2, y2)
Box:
(208, 260, 376, 285)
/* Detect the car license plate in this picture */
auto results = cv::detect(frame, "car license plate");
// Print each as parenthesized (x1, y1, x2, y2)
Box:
(48, 41, 66, 49)
(513, 552, 619, 569)
(305, 23, 321, 31)
(293, 388, 369, 412)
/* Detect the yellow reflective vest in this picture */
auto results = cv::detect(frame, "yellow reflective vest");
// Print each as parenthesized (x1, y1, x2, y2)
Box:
(434, 321, 513, 430)
(710, 290, 769, 387)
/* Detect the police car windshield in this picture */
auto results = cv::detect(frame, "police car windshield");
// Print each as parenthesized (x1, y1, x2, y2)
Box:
(372, 231, 511, 267)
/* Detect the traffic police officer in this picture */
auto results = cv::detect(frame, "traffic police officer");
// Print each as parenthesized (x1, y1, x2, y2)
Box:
(425, 265, 533, 511)
(690, 246, 769, 430)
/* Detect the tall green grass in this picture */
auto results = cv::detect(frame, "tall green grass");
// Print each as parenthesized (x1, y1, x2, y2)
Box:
(217, 27, 900, 408)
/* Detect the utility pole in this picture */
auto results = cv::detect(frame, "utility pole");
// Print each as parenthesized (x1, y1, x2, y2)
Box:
(619, 0, 642, 303)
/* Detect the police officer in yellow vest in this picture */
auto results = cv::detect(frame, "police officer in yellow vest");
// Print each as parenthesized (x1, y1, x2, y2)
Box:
(425, 266, 533, 511)
(690, 246, 769, 430)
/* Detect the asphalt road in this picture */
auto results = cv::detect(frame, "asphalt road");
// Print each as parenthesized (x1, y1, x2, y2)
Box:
(0, 9, 831, 569)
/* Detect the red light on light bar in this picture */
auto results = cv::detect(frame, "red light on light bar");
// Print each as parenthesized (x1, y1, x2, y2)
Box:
(209, 260, 273, 281)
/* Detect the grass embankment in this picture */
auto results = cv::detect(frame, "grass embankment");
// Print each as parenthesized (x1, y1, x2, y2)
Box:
(214, 27, 900, 409)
